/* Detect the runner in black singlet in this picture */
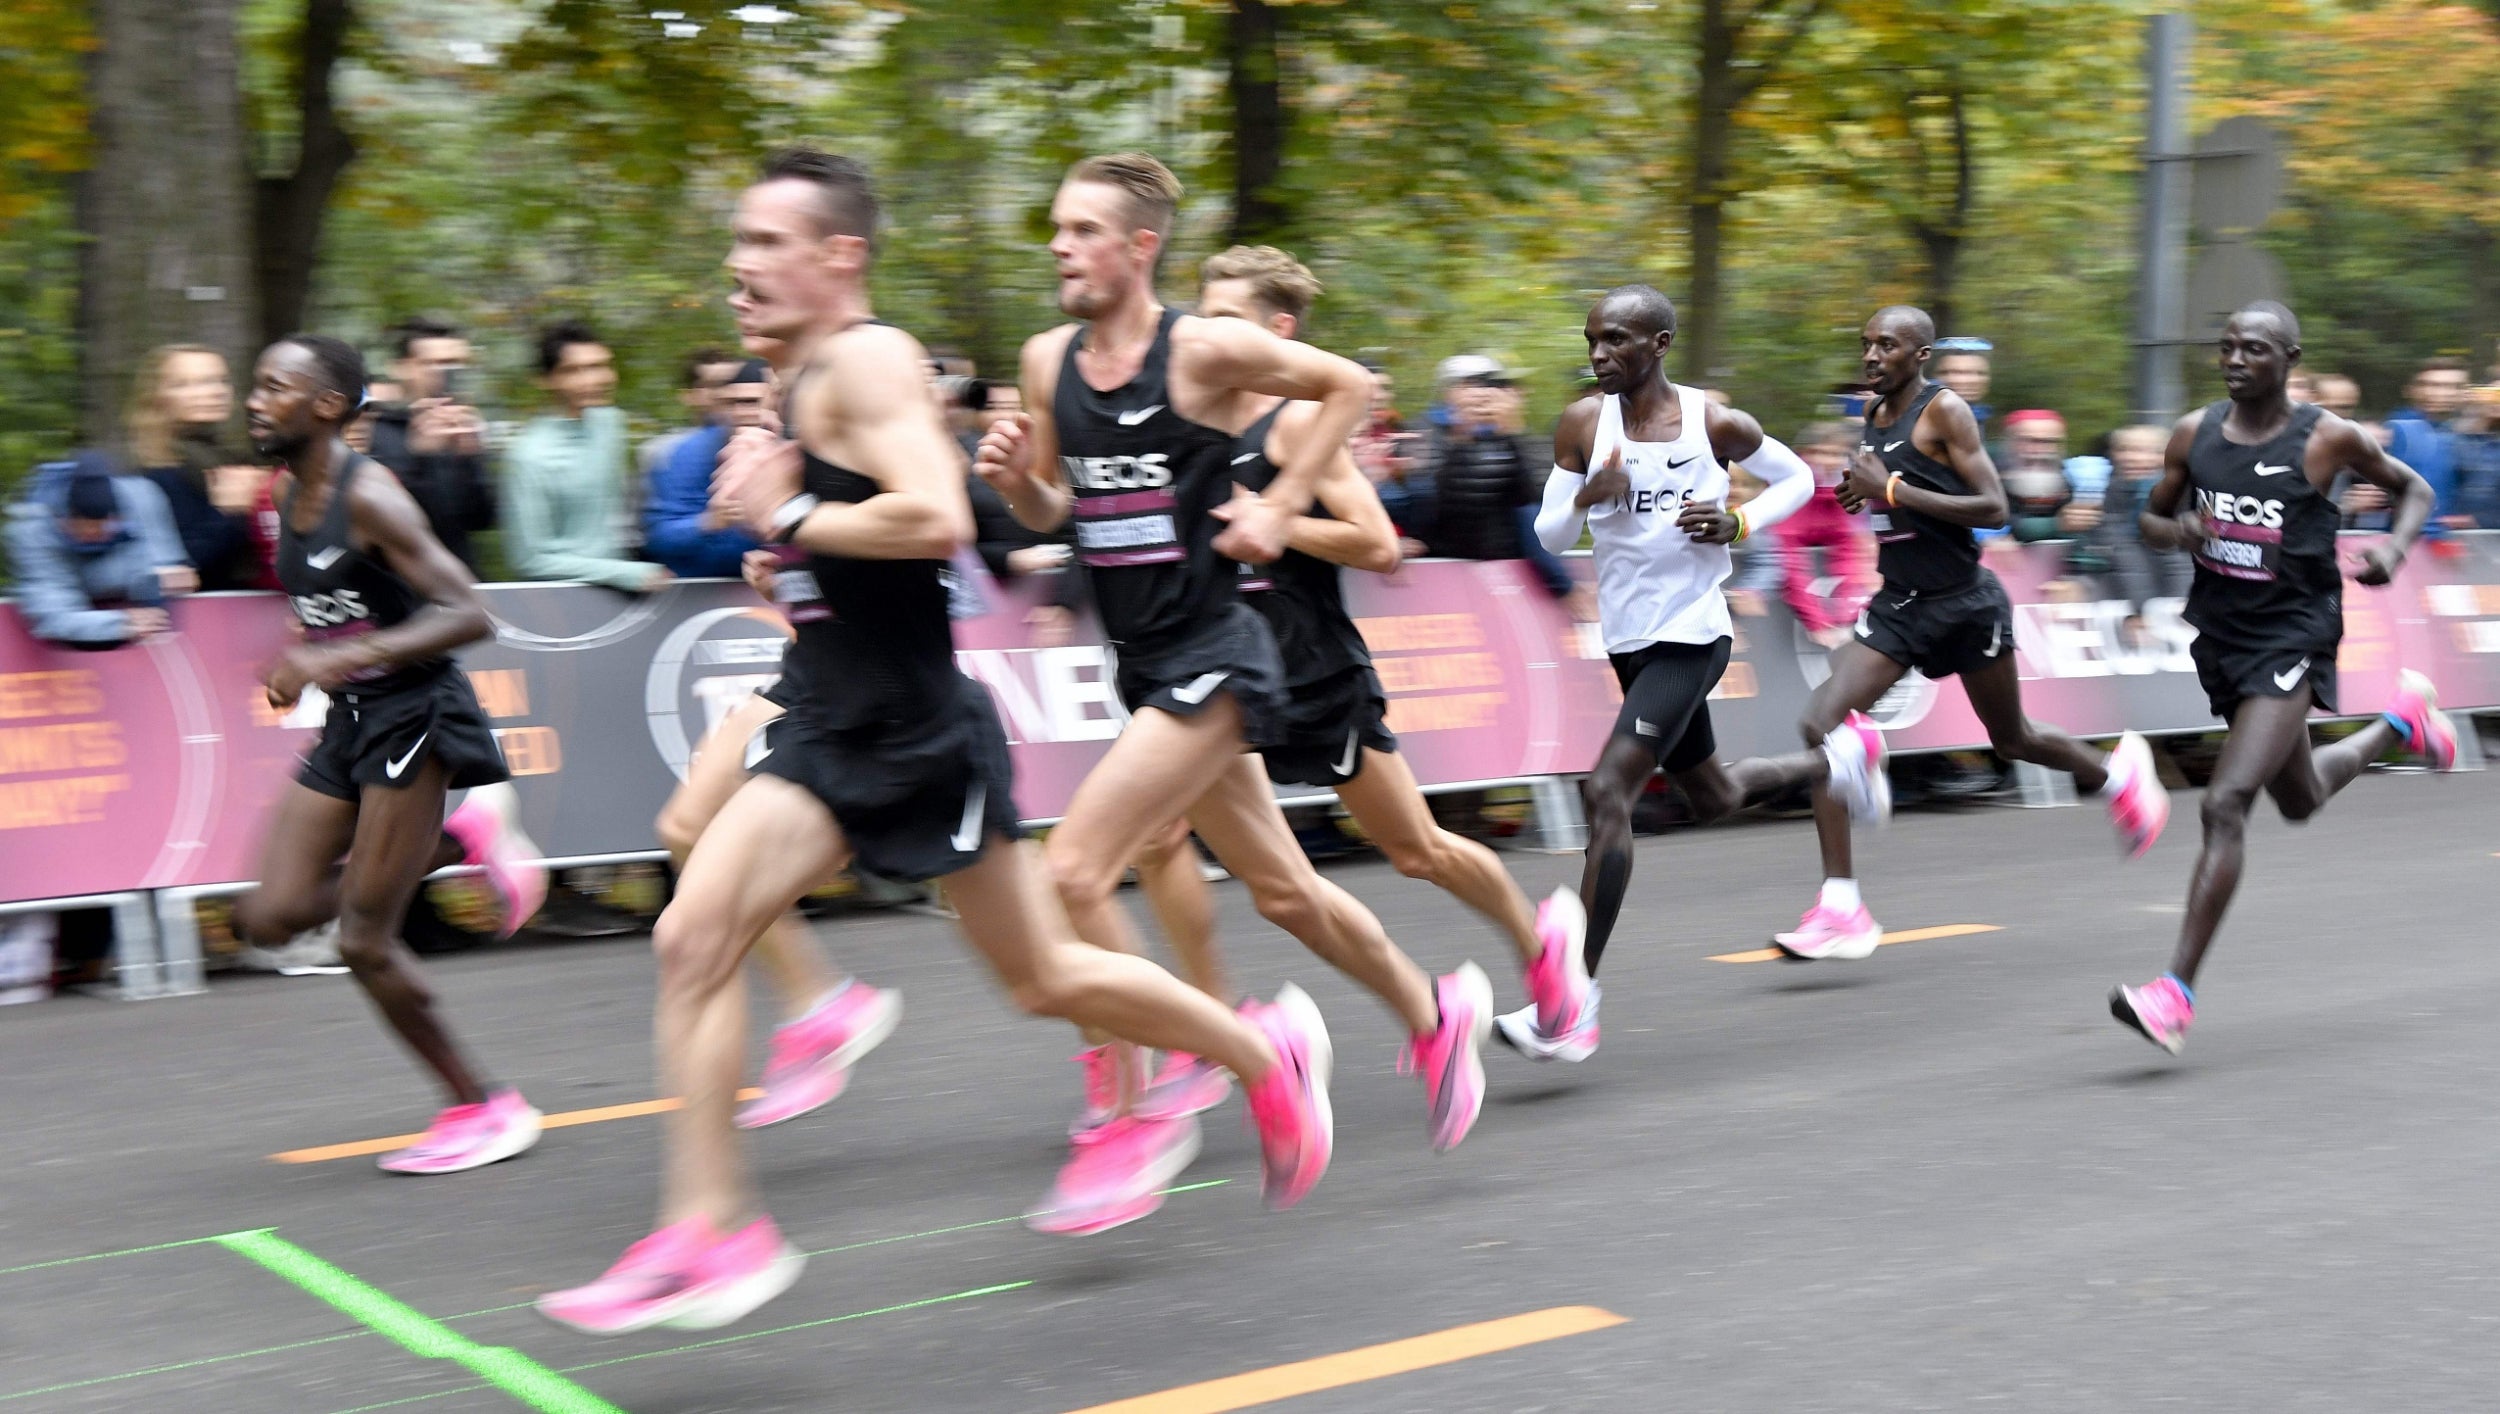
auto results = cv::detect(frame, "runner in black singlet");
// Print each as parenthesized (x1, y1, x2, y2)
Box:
(979, 157, 1494, 1201)
(1111, 247, 1586, 1116)
(542, 150, 1331, 1336)
(2110, 301, 2454, 1055)
(231, 334, 547, 1177)
(1775, 305, 2172, 963)
(650, 344, 899, 1137)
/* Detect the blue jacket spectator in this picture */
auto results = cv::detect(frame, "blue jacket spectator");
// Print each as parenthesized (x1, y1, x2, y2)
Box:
(641, 358, 774, 579)
(2385, 358, 2472, 534)
(6, 453, 192, 646)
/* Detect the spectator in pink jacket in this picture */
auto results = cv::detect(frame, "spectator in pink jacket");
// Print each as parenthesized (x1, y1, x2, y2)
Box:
(1779, 421, 1874, 647)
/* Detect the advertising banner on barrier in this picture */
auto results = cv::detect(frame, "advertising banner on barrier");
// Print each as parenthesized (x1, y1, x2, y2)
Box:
(4, 537, 2496, 904)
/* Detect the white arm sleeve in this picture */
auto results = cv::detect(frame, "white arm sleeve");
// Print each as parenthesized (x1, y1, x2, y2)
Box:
(1735, 435, 1815, 534)
(1535, 466, 1589, 555)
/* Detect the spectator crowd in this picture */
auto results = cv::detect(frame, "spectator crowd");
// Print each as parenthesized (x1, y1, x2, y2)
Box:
(9, 316, 2500, 657)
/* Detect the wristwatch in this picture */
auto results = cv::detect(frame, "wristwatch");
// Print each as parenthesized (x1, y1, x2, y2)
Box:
(766, 493, 821, 544)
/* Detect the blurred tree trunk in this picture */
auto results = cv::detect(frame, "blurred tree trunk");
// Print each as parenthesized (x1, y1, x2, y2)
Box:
(254, 0, 356, 350)
(1228, 0, 1287, 245)
(1915, 80, 1973, 339)
(78, 0, 258, 444)
(1683, 0, 1828, 383)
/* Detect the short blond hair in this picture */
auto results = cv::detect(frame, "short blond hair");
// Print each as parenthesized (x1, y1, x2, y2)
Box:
(2110, 424, 2167, 455)
(1200, 245, 1321, 324)
(1066, 152, 1182, 240)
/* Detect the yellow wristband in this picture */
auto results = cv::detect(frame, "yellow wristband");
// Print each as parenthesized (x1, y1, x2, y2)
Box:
(1885, 472, 1904, 506)
(1732, 507, 1750, 542)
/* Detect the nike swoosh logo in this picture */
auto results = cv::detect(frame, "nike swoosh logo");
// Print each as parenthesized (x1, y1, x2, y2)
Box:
(1855, 610, 1873, 637)
(383, 732, 429, 780)
(1117, 405, 1163, 426)
(949, 780, 987, 854)
(2273, 659, 2308, 690)
(1232, 451, 1261, 466)
(1667, 455, 1697, 470)
(1984, 620, 2003, 658)
(1884, 441, 1904, 452)
(306, 546, 346, 570)
(2254, 461, 2292, 476)
(1170, 670, 1229, 706)
(743, 728, 772, 771)
(1334, 724, 1361, 778)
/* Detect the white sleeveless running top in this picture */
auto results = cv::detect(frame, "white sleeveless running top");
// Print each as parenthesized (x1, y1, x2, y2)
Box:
(1585, 386, 1733, 652)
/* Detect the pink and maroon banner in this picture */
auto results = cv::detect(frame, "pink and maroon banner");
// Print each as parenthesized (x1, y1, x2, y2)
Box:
(4, 536, 2497, 904)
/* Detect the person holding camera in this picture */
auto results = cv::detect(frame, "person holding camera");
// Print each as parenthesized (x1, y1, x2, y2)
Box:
(367, 318, 497, 574)
(6, 453, 193, 647)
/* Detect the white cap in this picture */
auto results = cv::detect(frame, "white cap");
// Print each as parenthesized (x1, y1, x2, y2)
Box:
(1436, 354, 1511, 386)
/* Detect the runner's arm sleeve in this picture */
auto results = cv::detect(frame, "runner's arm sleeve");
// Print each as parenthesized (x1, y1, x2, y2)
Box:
(1534, 466, 1589, 555)
(1735, 436, 1815, 533)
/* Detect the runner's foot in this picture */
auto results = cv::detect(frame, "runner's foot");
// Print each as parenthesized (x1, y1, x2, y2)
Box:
(1822, 712, 1892, 826)
(378, 1089, 541, 1175)
(1493, 982, 1602, 1063)
(1524, 887, 1593, 1039)
(1027, 1115, 1202, 1236)
(1241, 983, 1333, 1209)
(2386, 669, 2459, 771)
(2110, 975, 2195, 1055)
(1400, 963, 1493, 1153)
(536, 1215, 805, 1334)
(1135, 1050, 1232, 1122)
(2104, 730, 2171, 859)
(443, 783, 548, 937)
(736, 982, 903, 1130)
(1773, 902, 1883, 962)
(1066, 1042, 1121, 1138)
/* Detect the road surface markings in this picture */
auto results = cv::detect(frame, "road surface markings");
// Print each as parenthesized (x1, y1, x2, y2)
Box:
(272, 1090, 767, 1164)
(1708, 922, 2002, 964)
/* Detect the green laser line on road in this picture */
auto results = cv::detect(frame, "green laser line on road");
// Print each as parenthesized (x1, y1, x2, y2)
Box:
(0, 1229, 273, 1278)
(319, 1281, 1034, 1414)
(214, 1229, 624, 1414)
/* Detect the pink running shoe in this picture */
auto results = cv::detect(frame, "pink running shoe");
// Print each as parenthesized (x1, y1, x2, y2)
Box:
(736, 982, 902, 1130)
(1134, 1050, 1232, 1123)
(1524, 887, 1592, 1039)
(2111, 975, 2195, 1056)
(1241, 983, 1334, 1210)
(536, 1214, 805, 1334)
(378, 1089, 542, 1175)
(2104, 731, 2171, 860)
(1773, 902, 1883, 962)
(1493, 983, 1602, 1064)
(1822, 712, 1892, 826)
(1398, 963, 1493, 1153)
(1027, 1115, 1202, 1236)
(2385, 669, 2459, 771)
(443, 783, 548, 938)
(1066, 1042, 1122, 1138)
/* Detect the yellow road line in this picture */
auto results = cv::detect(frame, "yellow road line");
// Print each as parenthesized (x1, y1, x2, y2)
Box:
(1709, 922, 2003, 965)
(1058, 1306, 1627, 1414)
(270, 1089, 765, 1164)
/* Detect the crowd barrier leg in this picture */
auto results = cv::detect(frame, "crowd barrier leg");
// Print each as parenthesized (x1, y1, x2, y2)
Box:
(108, 893, 166, 1001)
(2011, 762, 2078, 809)
(151, 890, 209, 997)
(2452, 714, 2488, 772)
(1530, 776, 1589, 853)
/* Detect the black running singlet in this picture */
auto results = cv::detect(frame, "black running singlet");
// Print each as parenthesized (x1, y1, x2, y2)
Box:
(275, 455, 446, 694)
(2181, 400, 2339, 653)
(777, 447, 959, 733)
(1861, 381, 1983, 593)
(1231, 402, 1372, 686)
(1053, 307, 1239, 655)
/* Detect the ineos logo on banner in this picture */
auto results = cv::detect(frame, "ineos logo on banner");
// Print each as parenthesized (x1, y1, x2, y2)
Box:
(643, 607, 794, 779)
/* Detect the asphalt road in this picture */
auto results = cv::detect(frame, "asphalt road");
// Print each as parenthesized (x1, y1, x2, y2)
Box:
(4, 766, 2495, 1413)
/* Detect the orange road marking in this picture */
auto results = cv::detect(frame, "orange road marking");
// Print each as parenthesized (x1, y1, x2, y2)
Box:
(1058, 1306, 1627, 1414)
(1709, 922, 2002, 964)
(270, 1089, 765, 1164)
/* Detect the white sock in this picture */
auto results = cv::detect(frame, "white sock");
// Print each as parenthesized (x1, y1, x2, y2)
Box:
(1819, 877, 1861, 913)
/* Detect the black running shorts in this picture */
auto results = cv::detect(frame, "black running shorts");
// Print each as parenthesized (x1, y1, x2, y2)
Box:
(1854, 571, 2015, 681)
(298, 671, 510, 801)
(2190, 634, 2339, 721)
(1113, 602, 1290, 750)
(747, 675, 1025, 883)
(1261, 666, 1397, 788)
(1607, 637, 1730, 773)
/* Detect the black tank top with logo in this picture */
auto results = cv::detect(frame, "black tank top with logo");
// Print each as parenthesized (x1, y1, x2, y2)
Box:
(2182, 400, 2339, 652)
(1861, 381, 1984, 594)
(778, 444, 960, 734)
(1231, 402, 1371, 686)
(1053, 307, 1239, 657)
(275, 454, 446, 695)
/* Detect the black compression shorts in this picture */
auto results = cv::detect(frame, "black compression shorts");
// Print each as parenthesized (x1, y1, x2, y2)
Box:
(1607, 637, 1730, 773)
